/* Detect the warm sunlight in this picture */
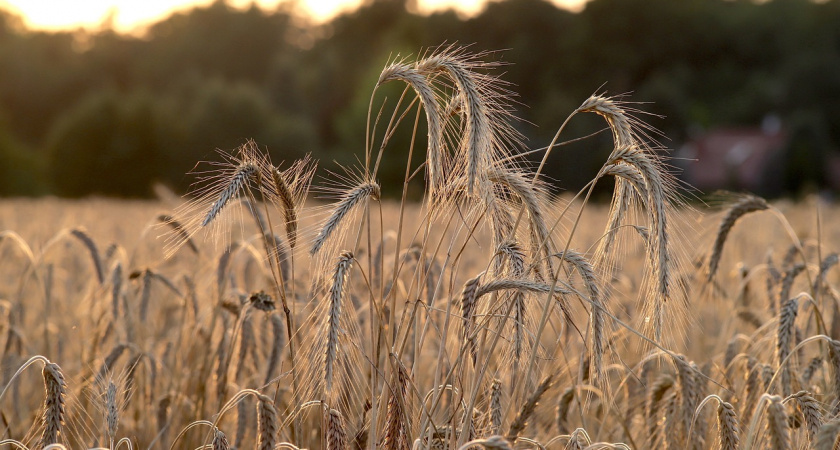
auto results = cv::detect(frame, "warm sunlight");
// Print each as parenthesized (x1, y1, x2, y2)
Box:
(0, 0, 588, 33)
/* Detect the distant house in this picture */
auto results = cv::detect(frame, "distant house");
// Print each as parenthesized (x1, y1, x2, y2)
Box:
(678, 122, 787, 196)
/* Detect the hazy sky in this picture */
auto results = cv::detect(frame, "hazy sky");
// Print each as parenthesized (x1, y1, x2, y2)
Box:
(0, 0, 587, 33)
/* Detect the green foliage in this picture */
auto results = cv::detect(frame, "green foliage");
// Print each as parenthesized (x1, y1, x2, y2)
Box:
(46, 90, 182, 197)
(1, 0, 840, 197)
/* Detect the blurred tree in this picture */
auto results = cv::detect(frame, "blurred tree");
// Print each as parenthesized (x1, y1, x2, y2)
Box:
(0, 0, 839, 198)
(46, 90, 183, 197)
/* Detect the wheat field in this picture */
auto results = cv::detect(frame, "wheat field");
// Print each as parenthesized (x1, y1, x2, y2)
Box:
(2, 47, 840, 450)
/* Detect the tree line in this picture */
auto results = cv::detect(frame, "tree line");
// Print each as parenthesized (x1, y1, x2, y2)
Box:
(0, 0, 838, 197)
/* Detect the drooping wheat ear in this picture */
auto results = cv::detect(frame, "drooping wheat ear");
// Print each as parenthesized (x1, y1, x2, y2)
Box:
(766, 395, 791, 450)
(778, 264, 805, 311)
(475, 279, 571, 300)
(556, 386, 575, 435)
(325, 251, 354, 393)
(256, 393, 278, 450)
(507, 374, 553, 441)
(581, 95, 658, 270)
(717, 400, 740, 450)
(138, 268, 152, 321)
(674, 356, 700, 445)
(707, 194, 770, 282)
(567, 428, 590, 450)
(417, 52, 490, 196)
(311, 182, 380, 255)
(788, 390, 822, 444)
(461, 273, 482, 365)
(111, 262, 122, 321)
(814, 253, 839, 293)
(761, 363, 776, 392)
(71, 228, 105, 284)
(777, 296, 800, 397)
(213, 427, 231, 450)
(490, 379, 503, 435)
(94, 343, 129, 382)
(326, 408, 347, 450)
(646, 374, 674, 442)
(378, 61, 444, 194)
(607, 145, 673, 341)
(815, 419, 840, 450)
(264, 313, 284, 386)
(743, 358, 761, 425)
(662, 392, 681, 449)
(495, 241, 528, 365)
(40, 362, 67, 447)
(827, 339, 840, 416)
(555, 250, 605, 385)
(234, 314, 254, 382)
(802, 357, 824, 384)
(737, 309, 766, 328)
(382, 364, 410, 450)
(487, 168, 553, 257)
(766, 253, 781, 304)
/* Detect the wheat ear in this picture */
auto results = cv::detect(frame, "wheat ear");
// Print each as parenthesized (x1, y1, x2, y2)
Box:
(418, 51, 490, 196)
(40, 362, 67, 447)
(382, 364, 410, 450)
(490, 379, 503, 435)
(311, 182, 380, 255)
(202, 161, 257, 227)
(325, 251, 354, 393)
(717, 400, 740, 450)
(815, 419, 840, 450)
(378, 62, 444, 194)
(777, 296, 800, 397)
(557, 386, 575, 435)
(326, 408, 347, 450)
(461, 274, 482, 365)
(256, 393, 278, 450)
(105, 381, 119, 446)
(828, 339, 840, 416)
(555, 250, 605, 385)
(787, 390, 822, 444)
(70, 228, 105, 284)
(707, 194, 770, 282)
(507, 374, 553, 441)
(607, 145, 673, 341)
(213, 427, 231, 450)
(765, 395, 791, 450)
(269, 166, 299, 248)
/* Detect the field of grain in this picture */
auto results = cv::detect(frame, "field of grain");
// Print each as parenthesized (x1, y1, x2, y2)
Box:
(3, 47, 840, 450)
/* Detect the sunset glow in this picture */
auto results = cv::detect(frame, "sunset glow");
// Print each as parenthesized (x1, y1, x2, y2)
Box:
(0, 0, 588, 34)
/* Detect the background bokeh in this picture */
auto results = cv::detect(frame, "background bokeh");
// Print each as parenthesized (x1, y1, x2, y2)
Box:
(0, 0, 838, 199)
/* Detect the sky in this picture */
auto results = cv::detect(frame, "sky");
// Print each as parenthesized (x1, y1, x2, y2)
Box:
(0, 0, 588, 34)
